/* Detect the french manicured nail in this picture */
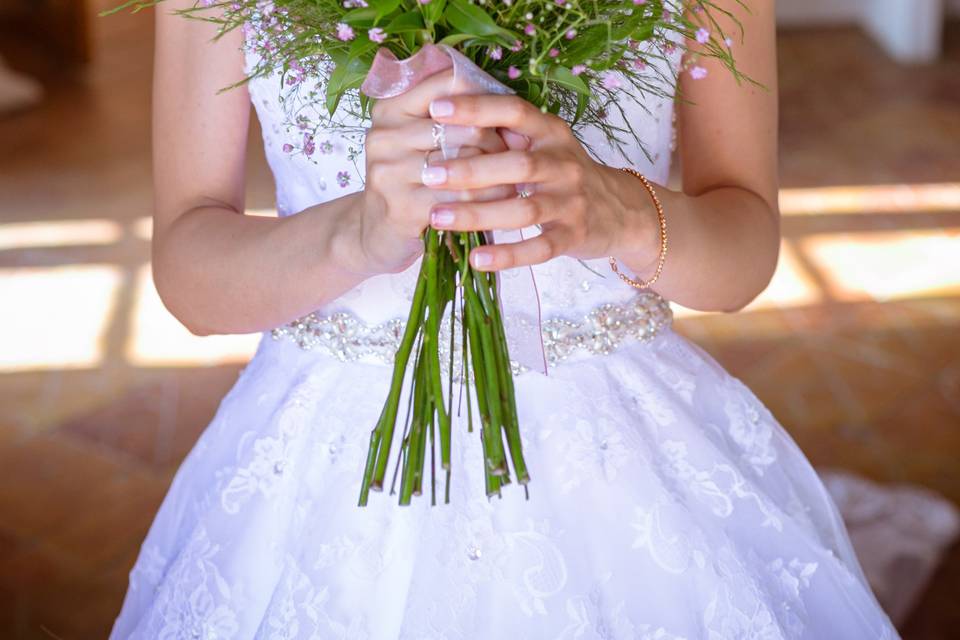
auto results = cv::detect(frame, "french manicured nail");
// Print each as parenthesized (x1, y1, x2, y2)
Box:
(471, 251, 493, 268)
(421, 165, 447, 186)
(429, 99, 454, 118)
(431, 208, 454, 227)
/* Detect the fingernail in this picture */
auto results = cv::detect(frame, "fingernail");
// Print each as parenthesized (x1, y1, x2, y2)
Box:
(431, 208, 454, 227)
(421, 165, 447, 186)
(429, 99, 454, 118)
(471, 251, 493, 268)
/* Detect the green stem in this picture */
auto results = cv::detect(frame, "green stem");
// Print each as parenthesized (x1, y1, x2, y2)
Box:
(360, 235, 429, 505)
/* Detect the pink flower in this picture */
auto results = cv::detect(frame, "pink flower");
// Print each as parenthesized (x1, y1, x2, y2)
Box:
(571, 64, 587, 76)
(555, 0, 565, 5)
(724, 36, 734, 47)
(335, 23, 354, 41)
(689, 65, 708, 80)
(524, 23, 536, 36)
(695, 28, 710, 44)
(632, 0, 646, 4)
(510, 39, 523, 52)
(601, 72, 621, 90)
(489, 46, 503, 60)
(419, 0, 431, 4)
(548, 48, 559, 58)
(508, 66, 521, 79)
(282, 143, 294, 153)
(632, 59, 647, 71)
(368, 27, 386, 43)
(565, 28, 577, 40)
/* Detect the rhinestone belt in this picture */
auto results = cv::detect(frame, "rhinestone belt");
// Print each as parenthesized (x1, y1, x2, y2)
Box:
(270, 292, 673, 374)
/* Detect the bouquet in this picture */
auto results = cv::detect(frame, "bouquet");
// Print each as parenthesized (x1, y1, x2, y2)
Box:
(108, 0, 746, 506)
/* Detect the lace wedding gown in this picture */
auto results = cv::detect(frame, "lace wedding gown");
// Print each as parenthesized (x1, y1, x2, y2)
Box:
(110, 31, 901, 640)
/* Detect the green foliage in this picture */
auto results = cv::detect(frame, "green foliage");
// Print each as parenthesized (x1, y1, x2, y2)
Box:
(106, 0, 752, 152)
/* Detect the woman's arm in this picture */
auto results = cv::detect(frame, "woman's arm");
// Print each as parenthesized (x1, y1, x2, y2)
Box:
(420, 0, 779, 313)
(644, 0, 780, 311)
(152, 4, 506, 335)
(152, 6, 369, 335)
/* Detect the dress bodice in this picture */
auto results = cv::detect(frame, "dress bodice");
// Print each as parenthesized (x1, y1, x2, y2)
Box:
(244, 43, 682, 327)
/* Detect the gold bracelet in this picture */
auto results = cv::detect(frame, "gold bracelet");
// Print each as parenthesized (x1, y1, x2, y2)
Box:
(609, 167, 668, 290)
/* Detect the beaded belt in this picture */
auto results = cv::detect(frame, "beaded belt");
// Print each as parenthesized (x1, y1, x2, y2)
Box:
(270, 292, 673, 374)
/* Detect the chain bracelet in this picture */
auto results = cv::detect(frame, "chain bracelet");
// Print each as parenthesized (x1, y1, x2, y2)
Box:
(609, 167, 668, 290)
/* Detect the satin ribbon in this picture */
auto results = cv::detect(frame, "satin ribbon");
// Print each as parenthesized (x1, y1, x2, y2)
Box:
(361, 44, 548, 375)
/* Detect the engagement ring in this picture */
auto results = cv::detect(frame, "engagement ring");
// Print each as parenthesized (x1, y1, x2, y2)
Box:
(431, 123, 445, 151)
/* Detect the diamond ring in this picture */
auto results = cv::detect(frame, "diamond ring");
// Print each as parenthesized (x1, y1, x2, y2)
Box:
(431, 123, 445, 151)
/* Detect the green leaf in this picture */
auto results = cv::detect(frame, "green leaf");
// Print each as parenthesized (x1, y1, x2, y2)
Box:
(443, 0, 516, 44)
(422, 0, 446, 25)
(613, 21, 653, 44)
(385, 10, 425, 34)
(326, 38, 378, 114)
(368, 0, 402, 19)
(573, 92, 588, 124)
(562, 16, 656, 67)
(326, 57, 370, 113)
(342, 7, 379, 27)
(560, 24, 608, 66)
(348, 36, 381, 60)
(437, 32, 474, 47)
(546, 65, 590, 96)
(525, 81, 542, 106)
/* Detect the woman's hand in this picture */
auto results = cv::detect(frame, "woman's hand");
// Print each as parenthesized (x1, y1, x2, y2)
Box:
(352, 71, 514, 276)
(420, 94, 662, 273)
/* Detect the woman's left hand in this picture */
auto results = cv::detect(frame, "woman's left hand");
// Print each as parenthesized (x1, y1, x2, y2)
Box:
(421, 94, 660, 272)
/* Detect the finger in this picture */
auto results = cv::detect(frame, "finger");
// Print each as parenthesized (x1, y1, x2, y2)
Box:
(429, 95, 562, 141)
(429, 195, 558, 231)
(500, 128, 531, 151)
(469, 230, 570, 271)
(428, 147, 516, 202)
(422, 150, 562, 190)
(391, 184, 513, 237)
(372, 69, 457, 123)
(372, 153, 517, 204)
(367, 121, 507, 159)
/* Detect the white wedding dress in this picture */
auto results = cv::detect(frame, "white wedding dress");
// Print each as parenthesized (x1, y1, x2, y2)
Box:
(110, 29, 902, 640)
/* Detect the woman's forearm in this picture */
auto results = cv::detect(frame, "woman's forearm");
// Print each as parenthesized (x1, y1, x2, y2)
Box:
(152, 194, 372, 336)
(616, 172, 780, 313)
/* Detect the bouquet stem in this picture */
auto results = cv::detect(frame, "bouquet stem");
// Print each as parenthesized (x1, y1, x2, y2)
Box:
(358, 228, 529, 506)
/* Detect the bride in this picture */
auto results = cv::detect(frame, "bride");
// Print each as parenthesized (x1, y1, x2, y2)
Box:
(111, 0, 900, 637)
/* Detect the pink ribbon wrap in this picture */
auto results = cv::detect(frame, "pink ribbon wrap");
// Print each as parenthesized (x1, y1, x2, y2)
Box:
(361, 44, 548, 375)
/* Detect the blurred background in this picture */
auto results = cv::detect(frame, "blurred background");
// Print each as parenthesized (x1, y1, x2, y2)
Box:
(1, 0, 959, 638)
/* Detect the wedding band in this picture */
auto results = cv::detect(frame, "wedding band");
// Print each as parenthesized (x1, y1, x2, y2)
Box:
(517, 189, 533, 199)
(423, 149, 433, 169)
(431, 123, 445, 150)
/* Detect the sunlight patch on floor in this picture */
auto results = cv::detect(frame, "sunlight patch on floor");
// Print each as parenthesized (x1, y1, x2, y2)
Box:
(0, 219, 123, 251)
(0, 265, 122, 371)
(780, 183, 960, 215)
(800, 230, 960, 301)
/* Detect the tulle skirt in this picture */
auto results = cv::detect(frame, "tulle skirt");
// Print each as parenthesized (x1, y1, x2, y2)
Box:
(110, 327, 899, 639)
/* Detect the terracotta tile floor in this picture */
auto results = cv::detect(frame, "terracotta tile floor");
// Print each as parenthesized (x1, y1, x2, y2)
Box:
(1, 9, 959, 640)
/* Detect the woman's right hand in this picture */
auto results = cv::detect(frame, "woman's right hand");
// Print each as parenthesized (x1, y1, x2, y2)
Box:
(353, 69, 513, 275)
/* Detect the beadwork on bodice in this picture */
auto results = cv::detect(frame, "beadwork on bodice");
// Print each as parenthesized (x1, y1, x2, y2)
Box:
(242, 29, 684, 360)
